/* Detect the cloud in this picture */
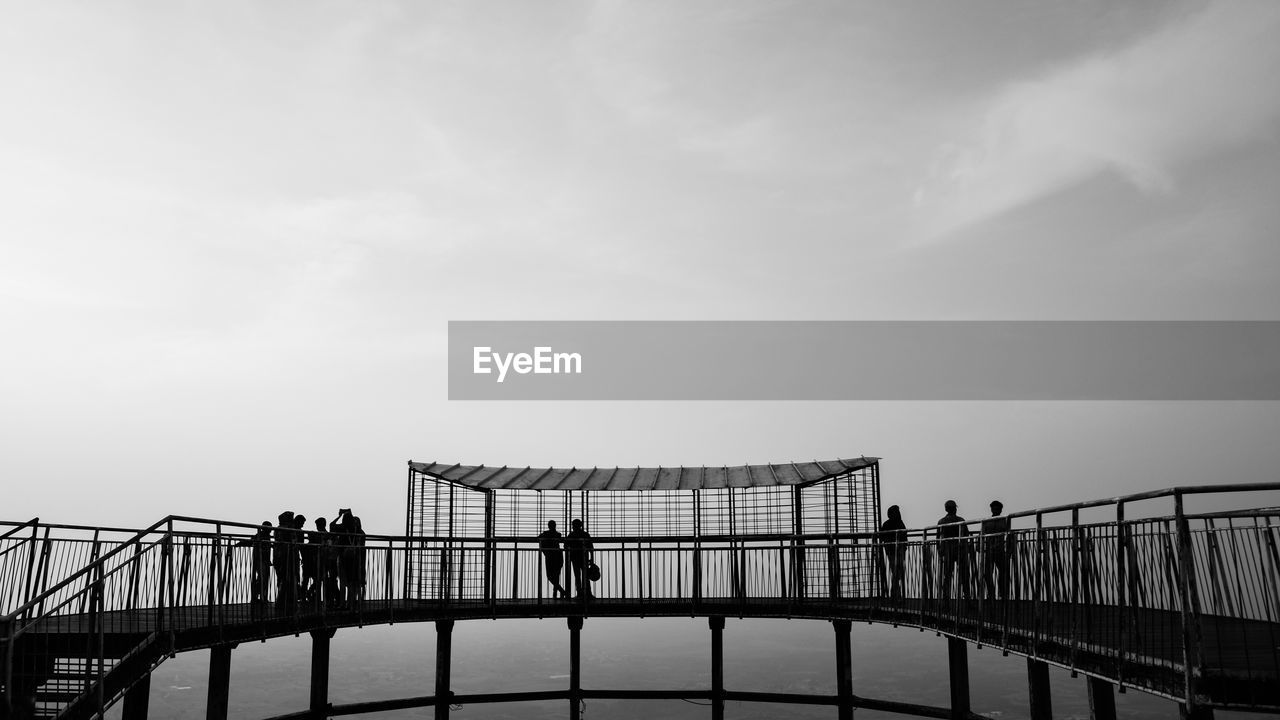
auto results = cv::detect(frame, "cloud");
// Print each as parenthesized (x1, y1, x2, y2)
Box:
(914, 0, 1280, 239)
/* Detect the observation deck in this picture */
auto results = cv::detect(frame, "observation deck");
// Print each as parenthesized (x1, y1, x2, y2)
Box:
(2, 459, 1277, 720)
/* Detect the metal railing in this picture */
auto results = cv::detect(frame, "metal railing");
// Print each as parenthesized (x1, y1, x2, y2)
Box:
(2, 484, 1278, 718)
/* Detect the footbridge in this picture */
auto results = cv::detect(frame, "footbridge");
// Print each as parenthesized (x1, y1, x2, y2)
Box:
(2, 462, 1278, 720)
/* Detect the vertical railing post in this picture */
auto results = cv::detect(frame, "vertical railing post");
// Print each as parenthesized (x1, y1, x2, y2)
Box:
(20, 525, 40, 607)
(1069, 507, 1081, 674)
(207, 526, 220, 629)
(1033, 512, 1044, 656)
(31, 533, 52, 617)
(96, 562, 106, 716)
(157, 535, 171, 633)
(1115, 501, 1127, 690)
(1174, 491, 1207, 715)
(484, 491, 495, 608)
(793, 486, 806, 601)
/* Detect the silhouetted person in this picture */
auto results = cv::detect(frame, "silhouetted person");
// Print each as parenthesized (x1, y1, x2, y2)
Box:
(565, 519, 593, 600)
(237, 521, 273, 605)
(273, 511, 299, 608)
(334, 508, 366, 608)
(981, 500, 1014, 600)
(537, 520, 567, 599)
(291, 514, 310, 604)
(878, 505, 907, 599)
(314, 517, 340, 607)
(937, 500, 970, 600)
(301, 516, 326, 604)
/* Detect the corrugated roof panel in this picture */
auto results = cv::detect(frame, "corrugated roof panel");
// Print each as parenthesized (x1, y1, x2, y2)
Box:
(702, 467, 728, 489)
(408, 458, 879, 490)
(581, 467, 613, 491)
(632, 467, 660, 491)
(605, 467, 637, 491)
(771, 463, 804, 485)
(726, 466, 753, 488)
(655, 467, 682, 491)
(566, 467, 595, 490)
(540, 468, 572, 491)
(794, 462, 826, 482)
(678, 467, 705, 491)
(468, 466, 508, 488)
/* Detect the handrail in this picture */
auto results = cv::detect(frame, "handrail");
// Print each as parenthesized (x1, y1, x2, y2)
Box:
(6, 480, 1275, 541)
(0, 519, 40, 563)
(1, 515, 173, 623)
(0, 517, 38, 541)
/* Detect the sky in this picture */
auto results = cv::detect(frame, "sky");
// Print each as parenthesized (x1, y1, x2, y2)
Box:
(3, 0, 1280, 533)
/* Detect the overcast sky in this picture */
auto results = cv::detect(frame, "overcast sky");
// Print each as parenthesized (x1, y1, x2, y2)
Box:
(3, 0, 1279, 532)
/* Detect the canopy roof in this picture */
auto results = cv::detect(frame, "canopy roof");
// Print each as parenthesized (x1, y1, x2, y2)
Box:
(408, 457, 878, 492)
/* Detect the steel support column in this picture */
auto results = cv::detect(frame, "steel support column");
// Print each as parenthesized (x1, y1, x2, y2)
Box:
(1027, 658, 1052, 720)
(833, 619, 853, 720)
(569, 616, 584, 720)
(121, 672, 151, 720)
(435, 620, 454, 720)
(710, 616, 725, 720)
(206, 645, 233, 720)
(947, 638, 970, 720)
(310, 629, 335, 719)
(1087, 677, 1116, 720)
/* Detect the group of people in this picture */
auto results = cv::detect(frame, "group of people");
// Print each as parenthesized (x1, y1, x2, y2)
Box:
(240, 508, 367, 612)
(878, 499, 1015, 601)
(536, 519, 595, 600)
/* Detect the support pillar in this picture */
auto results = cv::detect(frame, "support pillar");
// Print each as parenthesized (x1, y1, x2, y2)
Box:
(947, 638, 970, 720)
(709, 616, 725, 720)
(121, 672, 151, 720)
(206, 644, 233, 720)
(310, 629, 335, 720)
(568, 617, 584, 720)
(1087, 677, 1116, 720)
(833, 619, 853, 720)
(435, 620, 454, 720)
(1027, 658, 1052, 720)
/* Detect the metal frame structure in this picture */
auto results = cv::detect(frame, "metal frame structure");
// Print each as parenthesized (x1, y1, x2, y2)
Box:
(404, 458, 882, 602)
(3, 477, 1279, 720)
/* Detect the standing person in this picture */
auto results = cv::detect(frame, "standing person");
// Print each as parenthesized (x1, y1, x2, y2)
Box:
(537, 520, 567, 599)
(936, 500, 970, 600)
(237, 521, 273, 606)
(314, 517, 340, 608)
(335, 508, 367, 609)
(300, 517, 326, 605)
(292, 514, 310, 603)
(273, 511, 298, 609)
(565, 519, 593, 601)
(878, 506, 908, 599)
(981, 500, 1014, 600)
